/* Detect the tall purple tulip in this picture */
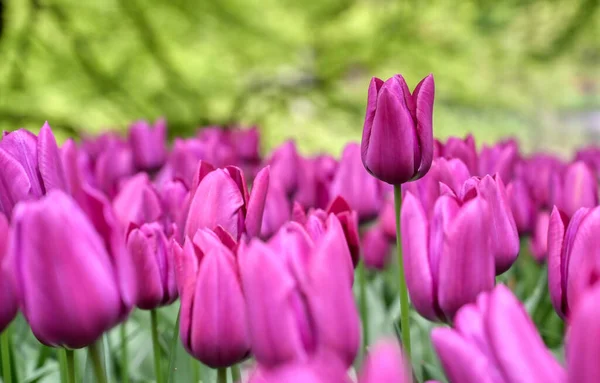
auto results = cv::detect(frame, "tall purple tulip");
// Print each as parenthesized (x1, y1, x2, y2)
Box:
(361, 74, 434, 185)
(431, 285, 566, 383)
(358, 341, 412, 383)
(173, 229, 249, 367)
(329, 143, 385, 222)
(551, 161, 598, 218)
(547, 206, 600, 319)
(0, 214, 17, 331)
(401, 190, 494, 321)
(9, 191, 135, 348)
(128, 118, 167, 171)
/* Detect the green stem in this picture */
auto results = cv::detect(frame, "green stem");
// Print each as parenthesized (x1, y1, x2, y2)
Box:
(151, 310, 164, 383)
(230, 365, 241, 382)
(1, 330, 12, 383)
(88, 341, 107, 383)
(192, 360, 200, 383)
(167, 311, 181, 382)
(217, 368, 227, 383)
(59, 348, 68, 383)
(120, 322, 129, 383)
(358, 260, 369, 355)
(65, 349, 76, 383)
(394, 184, 411, 360)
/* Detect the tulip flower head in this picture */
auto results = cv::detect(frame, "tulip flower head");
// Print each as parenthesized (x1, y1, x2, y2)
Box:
(128, 118, 168, 171)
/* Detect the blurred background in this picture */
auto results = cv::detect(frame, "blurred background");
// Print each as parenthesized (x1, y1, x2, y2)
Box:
(0, 0, 599, 156)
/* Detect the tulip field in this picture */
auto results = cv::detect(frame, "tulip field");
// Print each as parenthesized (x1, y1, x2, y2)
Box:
(0, 73, 599, 383)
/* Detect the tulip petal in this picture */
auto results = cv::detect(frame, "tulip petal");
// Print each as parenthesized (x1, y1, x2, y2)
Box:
(413, 74, 435, 179)
(246, 166, 270, 238)
(361, 77, 385, 165)
(358, 341, 411, 383)
(0, 129, 44, 196)
(547, 207, 568, 318)
(0, 148, 31, 216)
(127, 226, 165, 309)
(567, 284, 600, 383)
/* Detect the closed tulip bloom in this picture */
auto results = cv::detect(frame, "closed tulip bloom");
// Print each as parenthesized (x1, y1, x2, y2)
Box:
(567, 284, 600, 383)
(249, 358, 350, 383)
(94, 143, 135, 198)
(173, 229, 249, 367)
(358, 340, 412, 383)
(9, 191, 135, 348)
(520, 154, 564, 209)
(0, 122, 67, 216)
(127, 223, 176, 309)
(0, 214, 17, 331)
(113, 173, 163, 229)
(296, 155, 339, 210)
(551, 161, 598, 218)
(547, 206, 600, 319)
(478, 139, 519, 182)
(329, 143, 385, 222)
(361, 225, 391, 270)
(507, 179, 535, 234)
(432, 285, 566, 383)
(260, 181, 291, 239)
(184, 165, 269, 241)
(361, 74, 434, 185)
(402, 190, 494, 321)
(267, 140, 301, 196)
(575, 146, 600, 176)
(440, 135, 478, 175)
(128, 118, 167, 171)
(528, 211, 551, 262)
(230, 125, 261, 164)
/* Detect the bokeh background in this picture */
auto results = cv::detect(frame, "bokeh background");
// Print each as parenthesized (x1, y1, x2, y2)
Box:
(1, 0, 599, 155)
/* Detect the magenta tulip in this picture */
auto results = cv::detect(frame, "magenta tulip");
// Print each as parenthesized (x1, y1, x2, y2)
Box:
(551, 161, 598, 217)
(267, 140, 301, 196)
(478, 139, 519, 182)
(361, 74, 434, 184)
(0, 213, 17, 331)
(113, 173, 162, 229)
(358, 341, 412, 383)
(128, 118, 167, 171)
(440, 135, 477, 175)
(507, 179, 535, 234)
(361, 225, 391, 270)
(567, 284, 600, 383)
(529, 211, 550, 262)
(260, 181, 291, 239)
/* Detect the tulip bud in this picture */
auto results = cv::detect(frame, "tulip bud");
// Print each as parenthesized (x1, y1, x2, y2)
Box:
(173, 229, 249, 367)
(547, 206, 600, 319)
(358, 341, 412, 383)
(521, 154, 565, 209)
(113, 173, 162, 229)
(260, 181, 291, 239)
(575, 146, 600, 176)
(128, 118, 167, 171)
(267, 140, 301, 196)
(329, 143, 385, 222)
(507, 179, 535, 234)
(478, 139, 519, 182)
(9, 191, 134, 348)
(361, 74, 434, 184)
(551, 161, 598, 218)
(529, 211, 551, 262)
(94, 143, 135, 198)
(127, 223, 176, 309)
(432, 285, 566, 383)
(402, 191, 494, 321)
(440, 135, 478, 175)
(361, 225, 391, 270)
(0, 214, 17, 331)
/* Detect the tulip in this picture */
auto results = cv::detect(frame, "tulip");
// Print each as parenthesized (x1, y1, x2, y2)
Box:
(159, 179, 188, 234)
(431, 285, 566, 383)
(575, 146, 600, 176)
(461, 174, 519, 274)
(401, 190, 494, 321)
(113, 173, 162, 229)
(94, 142, 134, 198)
(567, 283, 600, 383)
(439, 135, 477, 175)
(550, 161, 598, 218)
(361, 74, 434, 185)
(127, 223, 177, 309)
(128, 118, 167, 171)
(478, 139, 519, 182)
(229, 125, 261, 165)
(260, 181, 291, 239)
(173, 229, 249, 367)
(361, 225, 391, 270)
(529, 211, 550, 262)
(0, 213, 17, 331)
(249, 358, 350, 383)
(329, 143, 385, 222)
(295, 155, 338, 210)
(166, 138, 206, 188)
(519, 154, 564, 209)
(9, 190, 134, 348)
(184, 165, 269, 241)
(358, 341, 412, 383)
(507, 179, 535, 234)
(267, 140, 301, 196)
(239, 219, 359, 368)
(0, 122, 67, 216)
(547, 206, 600, 319)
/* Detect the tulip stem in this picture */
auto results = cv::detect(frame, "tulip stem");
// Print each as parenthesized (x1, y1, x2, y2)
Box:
(358, 260, 369, 355)
(1, 330, 12, 383)
(65, 349, 76, 383)
(89, 341, 107, 383)
(167, 311, 181, 381)
(120, 322, 129, 383)
(217, 367, 227, 383)
(151, 310, 164, 383)
(394, 184, 411, 360)
(231, 365, 241, 382)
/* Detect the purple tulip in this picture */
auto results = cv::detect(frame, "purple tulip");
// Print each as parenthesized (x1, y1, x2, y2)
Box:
(432, 285, 566, 383)
(249, 358, 350, 383)
(126, 223, 177, 310)
(94, 142, 135, 198)
(461, 174, 519, 274)
(358, 340, 412, 383)
(401, 190, 494, 321)
(507, 179, 535, 234)
(440, 135, 478, 175)
(551, 161, 598, 218)
(128, 118, 167, 171)
(478, 139, 519, 182)
(184, 165, 269, 241)
(229, 125, 261, 164)
(547, 206, 600, 319)
(0, 122, 67, 216)
(260, 181, 291, 239)
(239, 220, 359, 368)
(295, 155, 338, 210)
(112, 173, 163, 229)
(361, 225, 391, 270)
(0, 213, 17, 331)
(529, 211, 551, 262)
(361, 74, 434, 184)
(575, 146, 600, 176)
(567, 283, 600, 383)
(519, 154, 564, 209)
(173, 229, 249, 367)
(329, 143, 385, 222)
(9, 191, 135, 348)
(267, 140, 301, 196)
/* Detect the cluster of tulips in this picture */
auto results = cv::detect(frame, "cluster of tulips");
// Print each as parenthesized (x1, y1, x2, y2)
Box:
(1, 72, 600, 383)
